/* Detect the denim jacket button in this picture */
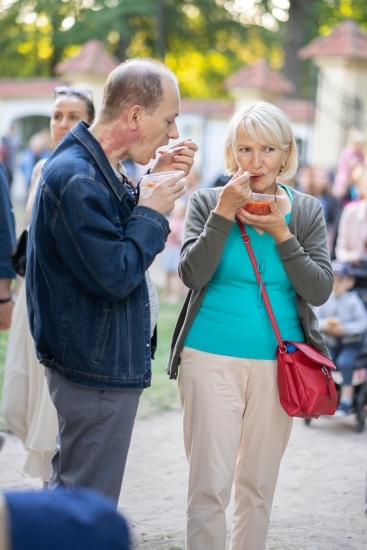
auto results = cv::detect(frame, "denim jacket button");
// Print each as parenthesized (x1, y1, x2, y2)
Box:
(146, 343, 150, 348)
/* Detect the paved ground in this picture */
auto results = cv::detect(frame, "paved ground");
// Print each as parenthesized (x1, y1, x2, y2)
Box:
(1, 410, 366, 549)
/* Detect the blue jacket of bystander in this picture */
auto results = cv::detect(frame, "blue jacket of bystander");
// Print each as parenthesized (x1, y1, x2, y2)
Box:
(0, 163, 16, 279)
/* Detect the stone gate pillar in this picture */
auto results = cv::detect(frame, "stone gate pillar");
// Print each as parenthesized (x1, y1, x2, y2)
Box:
(299, 20, 367, 169)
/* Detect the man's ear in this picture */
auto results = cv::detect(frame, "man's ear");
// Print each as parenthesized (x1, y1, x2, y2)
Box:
(127, 105, 143, 129)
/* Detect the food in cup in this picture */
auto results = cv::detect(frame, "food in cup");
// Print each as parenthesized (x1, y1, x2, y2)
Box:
(243, 193, 275, 216)
(244, 201, 271, 215)
(140, 170, 185, 188)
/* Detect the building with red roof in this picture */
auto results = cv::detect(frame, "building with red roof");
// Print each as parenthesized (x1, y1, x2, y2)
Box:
(1, 22, 366, 190)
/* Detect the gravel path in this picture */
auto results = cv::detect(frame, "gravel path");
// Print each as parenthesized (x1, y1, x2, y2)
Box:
(1, 411, 367, 549)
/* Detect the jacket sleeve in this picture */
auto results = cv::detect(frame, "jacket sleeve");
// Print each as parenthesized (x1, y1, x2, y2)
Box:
(0, 163, 16, 279)
(51, 177, 170, 301)
(277, 197, 333, 307)
(179, 191, 234, 290)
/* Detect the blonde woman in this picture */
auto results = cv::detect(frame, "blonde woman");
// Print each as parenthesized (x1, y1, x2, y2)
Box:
(167, 101, 333, 550)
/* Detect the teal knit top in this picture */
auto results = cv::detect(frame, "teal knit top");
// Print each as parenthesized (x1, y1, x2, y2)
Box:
(184, 185, 305, 359)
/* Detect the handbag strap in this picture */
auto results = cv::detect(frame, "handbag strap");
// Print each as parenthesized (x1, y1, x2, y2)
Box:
(235, 216, 286, 352)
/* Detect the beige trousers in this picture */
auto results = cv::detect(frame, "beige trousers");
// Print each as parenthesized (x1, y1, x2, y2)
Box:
(178, 347, 293, 550)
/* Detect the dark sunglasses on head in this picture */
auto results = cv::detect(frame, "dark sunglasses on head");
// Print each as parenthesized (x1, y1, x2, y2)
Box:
(54, 86, 93, 100)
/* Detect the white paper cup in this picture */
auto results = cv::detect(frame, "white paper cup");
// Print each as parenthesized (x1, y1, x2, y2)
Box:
(140, 170, 185, 187)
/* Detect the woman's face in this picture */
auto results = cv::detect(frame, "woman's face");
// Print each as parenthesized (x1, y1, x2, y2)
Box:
(50, 95, 90, 145)
(234, 125, 289, 195)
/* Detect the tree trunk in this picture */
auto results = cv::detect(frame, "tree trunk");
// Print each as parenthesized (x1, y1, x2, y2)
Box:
(155, 0, 165, 59)
(115, 36, 129, 62)
(282, 0, 314, 97)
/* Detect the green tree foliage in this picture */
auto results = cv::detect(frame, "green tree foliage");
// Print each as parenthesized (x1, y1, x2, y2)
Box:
(0, 0, 366, 98)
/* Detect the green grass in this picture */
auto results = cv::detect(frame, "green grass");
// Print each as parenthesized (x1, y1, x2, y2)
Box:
(138, 295, 184, 418)
(0, 293, 184, 429)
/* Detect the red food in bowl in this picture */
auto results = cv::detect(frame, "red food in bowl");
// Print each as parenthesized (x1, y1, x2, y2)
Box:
(244, 201, 271, 215)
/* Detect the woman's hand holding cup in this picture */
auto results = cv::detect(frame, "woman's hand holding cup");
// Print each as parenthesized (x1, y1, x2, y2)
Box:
(235, 199, 292, 243)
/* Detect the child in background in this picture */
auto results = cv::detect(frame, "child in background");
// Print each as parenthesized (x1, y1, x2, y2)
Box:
(315, 260, 367, 416)
(161, 200, 187, 303)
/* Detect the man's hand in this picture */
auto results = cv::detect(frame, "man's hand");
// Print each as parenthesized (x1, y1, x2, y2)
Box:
(151, 140, 198, 177)
(0, 278, 13, 330)
(139, 172, 186, 216)
(0, 300, 13, 331)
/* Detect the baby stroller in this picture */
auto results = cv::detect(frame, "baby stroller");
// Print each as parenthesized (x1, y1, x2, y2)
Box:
(305, 284, 367, 433)
(304, 358, 367, 432)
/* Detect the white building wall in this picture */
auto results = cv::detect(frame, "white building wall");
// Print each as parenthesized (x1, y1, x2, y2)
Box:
(0, 98, 54, 135)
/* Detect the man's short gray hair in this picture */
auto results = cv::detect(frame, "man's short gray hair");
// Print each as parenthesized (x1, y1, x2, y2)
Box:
(100, 58, 178, 122)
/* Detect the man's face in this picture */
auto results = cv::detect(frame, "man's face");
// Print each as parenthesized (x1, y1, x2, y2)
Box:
(134, 77, 180, 165)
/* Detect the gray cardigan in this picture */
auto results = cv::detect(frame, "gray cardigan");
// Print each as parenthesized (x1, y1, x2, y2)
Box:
(167, 186, 333, 379)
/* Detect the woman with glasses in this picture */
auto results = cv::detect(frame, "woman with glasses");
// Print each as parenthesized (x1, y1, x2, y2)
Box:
(2, 88, 95, 486)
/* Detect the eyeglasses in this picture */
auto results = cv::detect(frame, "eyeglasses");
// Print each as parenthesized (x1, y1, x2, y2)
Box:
(54, 86, 93, 100)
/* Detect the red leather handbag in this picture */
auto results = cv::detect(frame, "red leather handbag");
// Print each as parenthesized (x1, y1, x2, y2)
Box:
(236, 217, 338, 419)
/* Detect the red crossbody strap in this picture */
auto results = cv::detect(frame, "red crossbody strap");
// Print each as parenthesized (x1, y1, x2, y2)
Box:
(235, 216, 285, 350)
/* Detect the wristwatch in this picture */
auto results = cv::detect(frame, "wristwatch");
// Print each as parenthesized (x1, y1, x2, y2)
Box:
(0, 297, 11, 304)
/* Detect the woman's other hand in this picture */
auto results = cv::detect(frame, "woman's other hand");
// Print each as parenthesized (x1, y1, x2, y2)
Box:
(151, 140, 198, 177)
(214, 169, 252, 220)
(235, 200, 292, 244)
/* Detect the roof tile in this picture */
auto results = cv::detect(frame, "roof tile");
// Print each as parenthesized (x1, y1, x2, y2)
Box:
(0, 78, 67, 97)
(54, 39, 119, 76)
(224, 59, 295, 95)
(299, 20, 367, 60)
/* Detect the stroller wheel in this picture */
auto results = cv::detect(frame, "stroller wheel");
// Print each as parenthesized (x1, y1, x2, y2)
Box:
(356, 410, 365, 432)
(355, 383, 366, 432)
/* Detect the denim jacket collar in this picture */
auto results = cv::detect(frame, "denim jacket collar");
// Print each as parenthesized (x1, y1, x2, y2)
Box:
(71, 121, 129, 202)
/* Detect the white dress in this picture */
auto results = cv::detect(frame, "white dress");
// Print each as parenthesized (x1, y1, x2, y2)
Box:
(2, 282, 58, 481)
(2, 159, 58, 481)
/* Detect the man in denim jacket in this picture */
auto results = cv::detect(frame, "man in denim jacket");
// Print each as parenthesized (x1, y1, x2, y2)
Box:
(26, 59, 197, 503)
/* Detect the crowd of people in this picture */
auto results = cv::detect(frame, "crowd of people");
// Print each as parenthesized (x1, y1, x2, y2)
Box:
(0, 57, 366, 549)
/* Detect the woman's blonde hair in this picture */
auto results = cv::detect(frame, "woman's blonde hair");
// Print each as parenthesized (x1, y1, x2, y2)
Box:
(224, 101, 299, 179)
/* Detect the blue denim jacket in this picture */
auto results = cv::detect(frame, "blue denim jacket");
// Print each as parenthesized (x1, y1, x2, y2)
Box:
(0, 162, 16, 279)
(26, 121, 170, 390)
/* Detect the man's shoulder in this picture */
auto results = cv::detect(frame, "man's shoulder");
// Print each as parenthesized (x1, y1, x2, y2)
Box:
(43, 137, 94, 182)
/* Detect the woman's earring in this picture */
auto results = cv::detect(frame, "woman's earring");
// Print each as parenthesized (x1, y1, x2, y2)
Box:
(279, 165, 284, 174)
